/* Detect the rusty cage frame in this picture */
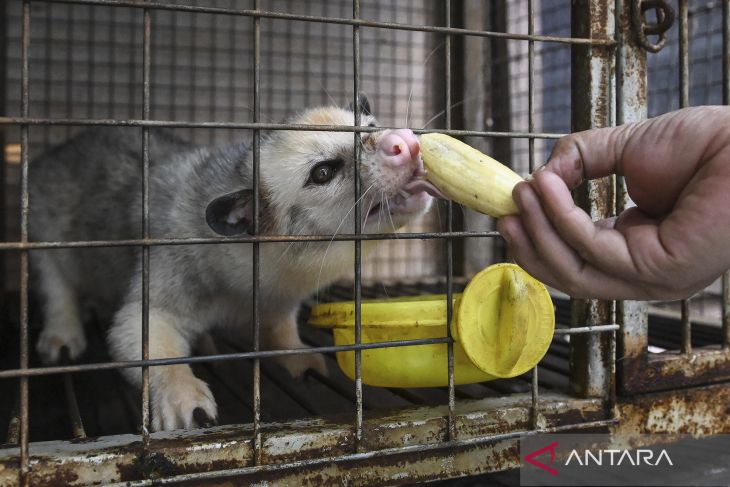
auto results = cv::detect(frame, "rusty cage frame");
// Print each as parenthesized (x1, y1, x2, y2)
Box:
(1, 1, 729, 485)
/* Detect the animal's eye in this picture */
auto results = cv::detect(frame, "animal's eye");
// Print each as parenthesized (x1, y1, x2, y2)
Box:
(368, 122, 376, 127)
(308, 159, 343, 185)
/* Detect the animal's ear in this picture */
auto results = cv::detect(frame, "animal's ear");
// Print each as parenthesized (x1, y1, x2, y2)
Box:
(205, 189, 254, 236)
(348, 92, 372, 117)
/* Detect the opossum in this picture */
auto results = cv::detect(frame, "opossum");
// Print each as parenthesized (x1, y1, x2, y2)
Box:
(29, 96, 436, 430)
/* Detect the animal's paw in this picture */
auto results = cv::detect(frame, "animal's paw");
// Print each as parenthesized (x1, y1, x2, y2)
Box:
(277, 352, 329, 380)
(36, 322, 87, 364)
(151, 372, 218, 431)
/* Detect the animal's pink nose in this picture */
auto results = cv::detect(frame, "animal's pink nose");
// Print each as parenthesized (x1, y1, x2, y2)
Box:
(377, 129, 420, 168)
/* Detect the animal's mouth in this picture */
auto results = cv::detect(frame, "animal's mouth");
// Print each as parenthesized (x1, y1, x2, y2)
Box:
(365, 158, 445, 223)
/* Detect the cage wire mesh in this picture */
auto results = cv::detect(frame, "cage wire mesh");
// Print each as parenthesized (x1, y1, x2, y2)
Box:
(644, 0, 727, 345)
(0, 0, 605, 444)
(3, 0, 446, 291)
(2, 0, 728, 484)
(0, 0, 605, 443)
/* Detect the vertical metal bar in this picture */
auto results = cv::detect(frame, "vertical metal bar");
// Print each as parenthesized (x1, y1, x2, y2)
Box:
(60, 349, 86, 438)
(722, 0, 730, 349)
(443, 0, 456, 442)
(62, 374, 86, 438)
(724, 0, 730, 107)
(88, 7, 95, 119)
(19, 1, 30, 485)
(352, 0, 364, 451)
(252, 0, 262, 467)
(170, 11, 178, 121)
(678, 0, 691, 354)
(108, 4, 116, 118)
(678, 0, 689, 108)
(65, 2, 73, 137)
(527, 0, 540, 430)
(569, 0, 615, 399)
(42, 8, 51, 146)
(0, 0, 7, 310)
(681, 298, 692, 354)
(615, 0, 649, 395)
(141, 1, 152, 450)
(527, 1, 535, 174)
(487, 2, 512, 264)
(723, 273, 730, 348)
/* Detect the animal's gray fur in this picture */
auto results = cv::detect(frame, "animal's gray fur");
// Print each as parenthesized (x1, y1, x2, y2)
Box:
(29, 106, 433, 430)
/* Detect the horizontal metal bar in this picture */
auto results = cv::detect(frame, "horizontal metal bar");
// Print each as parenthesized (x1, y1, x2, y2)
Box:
(110, 418, 618, 487)
(0, 231, 501, 251)
(0, 117, 565, 139)
(36, 0, 616, 46)
(0, 320, 620, 380)
(0, 337, 454, 379)
(622, 346, 730, 394)
(554, 324, 620, 334)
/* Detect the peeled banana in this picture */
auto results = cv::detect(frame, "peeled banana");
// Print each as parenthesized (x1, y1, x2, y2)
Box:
(419, 133, 523, 217)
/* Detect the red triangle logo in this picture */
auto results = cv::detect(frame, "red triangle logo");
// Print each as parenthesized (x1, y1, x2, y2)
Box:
(524, 441, 559, 476)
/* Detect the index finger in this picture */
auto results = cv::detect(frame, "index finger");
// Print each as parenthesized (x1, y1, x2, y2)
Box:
(538, 123, 635, 189)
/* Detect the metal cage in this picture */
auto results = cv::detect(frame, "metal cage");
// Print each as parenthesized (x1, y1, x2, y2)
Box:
(0, 1, 729, 486)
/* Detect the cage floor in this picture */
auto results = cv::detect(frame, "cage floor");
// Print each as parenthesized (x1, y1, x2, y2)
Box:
(0, 281, 724, 444)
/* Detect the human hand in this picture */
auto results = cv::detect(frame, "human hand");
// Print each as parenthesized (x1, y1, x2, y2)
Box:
(497, 106, 730, 300)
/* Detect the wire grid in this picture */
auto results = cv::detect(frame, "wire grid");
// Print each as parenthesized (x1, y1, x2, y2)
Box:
(643, 0, 730, 350)
(1, 1, 620, 484)
(2, 0, 445, 287)
(459, 0, 572, 275)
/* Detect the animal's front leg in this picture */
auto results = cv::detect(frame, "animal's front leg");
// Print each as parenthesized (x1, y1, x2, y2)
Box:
(109, 303, 218, 431)
(262, 311, 328, 379)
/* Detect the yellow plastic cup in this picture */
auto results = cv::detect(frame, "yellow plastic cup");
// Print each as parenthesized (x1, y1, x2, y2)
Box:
(308, 263, 555, 387)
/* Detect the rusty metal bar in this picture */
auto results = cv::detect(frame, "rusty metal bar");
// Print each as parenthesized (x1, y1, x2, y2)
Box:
(352, 0, 364, 451)
(724, 0, 730, 107)
(678, 0, 691, 356)
(62, 374, 86, 438)
(723, 272, 730, 348)
(140, 0, 152, 453)
(444, 0, 456, 443)
(30, 0, 617, 46)
(0, 322, 618, 380)
(19, 1, 31, 485)
(108, 419, 619, 487)
(723, 0, 730, 350)
(0, 231, 502, 251)
(528, 0, 535, 174)
(678, 0, 689, 108)
(60, 349, 86, 438)
(0, 117, 566, 139)
(615, 0, 649, 396)
(0, 392, 609, 485)
(569, 0, 615, 399)
(0, 0, 6, 307)
(0, 338, 452, 379)
(623, 346, 730, 394)
(252, 0, 262, 466)
(527, 0, 540, 430)
(555, 324, 620, 334)
(681, 298, 692, 354)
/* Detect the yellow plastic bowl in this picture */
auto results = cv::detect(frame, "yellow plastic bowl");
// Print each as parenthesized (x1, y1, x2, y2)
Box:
(308, 263, 555, 388)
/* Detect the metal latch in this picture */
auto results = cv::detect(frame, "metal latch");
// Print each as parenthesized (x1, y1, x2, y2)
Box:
(632, 0, 675, 52)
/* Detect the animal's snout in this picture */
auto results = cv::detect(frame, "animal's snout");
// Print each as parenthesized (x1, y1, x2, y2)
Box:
(377, 129, 421, 171)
